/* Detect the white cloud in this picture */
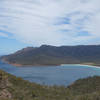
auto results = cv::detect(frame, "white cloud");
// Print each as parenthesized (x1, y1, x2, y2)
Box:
(0, 32, 8, 37)
(0, 0, 100, 46)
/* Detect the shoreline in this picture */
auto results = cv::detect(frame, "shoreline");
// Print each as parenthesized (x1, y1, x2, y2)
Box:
(1, 59, 60, 67)
(1, 59, 23, 67)
(1, 58, 100, 68)
(61, 64, 100, 69)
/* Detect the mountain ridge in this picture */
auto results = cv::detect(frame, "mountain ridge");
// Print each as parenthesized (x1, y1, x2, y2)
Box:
(1, 44, 100, 66)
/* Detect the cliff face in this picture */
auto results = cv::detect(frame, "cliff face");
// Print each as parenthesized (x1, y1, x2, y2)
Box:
(2, 45, 100, 66)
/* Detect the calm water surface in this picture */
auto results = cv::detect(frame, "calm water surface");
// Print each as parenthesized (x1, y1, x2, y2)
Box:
(0, 61, 100, 86)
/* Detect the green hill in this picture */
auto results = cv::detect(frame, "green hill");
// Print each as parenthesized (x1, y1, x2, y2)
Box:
(0, 70, 100, 100)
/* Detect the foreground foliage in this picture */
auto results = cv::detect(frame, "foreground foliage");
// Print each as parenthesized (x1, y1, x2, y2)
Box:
(0, 70, 100, 100)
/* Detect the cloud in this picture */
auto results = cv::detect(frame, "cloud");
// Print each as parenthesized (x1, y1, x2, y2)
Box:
(0, 0, 100, 46)
(0, 32, 8, 37)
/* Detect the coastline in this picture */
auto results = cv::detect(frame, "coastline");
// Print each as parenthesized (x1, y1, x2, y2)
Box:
(1, 59, 60, 67)
(1, 58, 100, 68)
(61, 64, 100, 69)
(1, 58, 23, 67)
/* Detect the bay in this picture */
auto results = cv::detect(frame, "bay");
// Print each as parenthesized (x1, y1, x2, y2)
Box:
(0, 61, 100, 86)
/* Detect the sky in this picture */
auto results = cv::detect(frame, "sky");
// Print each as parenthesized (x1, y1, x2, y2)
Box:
(0, 0, 100, 54)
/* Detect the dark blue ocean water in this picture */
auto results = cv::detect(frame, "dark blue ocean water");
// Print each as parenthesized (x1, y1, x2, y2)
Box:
(0, 61, 100, 86)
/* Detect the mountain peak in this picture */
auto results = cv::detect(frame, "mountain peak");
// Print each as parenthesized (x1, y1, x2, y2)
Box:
(40, 45, 56, 48)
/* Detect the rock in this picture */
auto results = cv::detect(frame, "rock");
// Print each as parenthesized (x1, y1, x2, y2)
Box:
(0, 89, 12, 99)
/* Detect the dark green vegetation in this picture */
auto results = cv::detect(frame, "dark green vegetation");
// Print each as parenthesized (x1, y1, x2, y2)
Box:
(2, 45, 100, 66)
(1, 70, 100, 100)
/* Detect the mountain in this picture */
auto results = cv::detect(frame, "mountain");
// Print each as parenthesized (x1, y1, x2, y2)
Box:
(1, 69, 100, 100)
(1, 45, 100, 66)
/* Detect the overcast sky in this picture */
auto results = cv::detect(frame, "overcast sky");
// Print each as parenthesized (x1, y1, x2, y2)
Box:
(0, 0, 100, 54)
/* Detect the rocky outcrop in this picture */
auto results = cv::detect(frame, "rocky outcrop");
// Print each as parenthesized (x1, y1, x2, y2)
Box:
(0, 71, 12, 99)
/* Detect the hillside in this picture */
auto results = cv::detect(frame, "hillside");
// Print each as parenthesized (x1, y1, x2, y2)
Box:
(2, 45, 100, 66)
(0, 70, 100, 100)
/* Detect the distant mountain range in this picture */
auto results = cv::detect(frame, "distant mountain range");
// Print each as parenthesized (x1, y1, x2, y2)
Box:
(1, 45, 100, 66)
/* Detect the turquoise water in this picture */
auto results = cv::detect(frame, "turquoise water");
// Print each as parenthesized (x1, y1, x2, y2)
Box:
(0, 61, 100, 86)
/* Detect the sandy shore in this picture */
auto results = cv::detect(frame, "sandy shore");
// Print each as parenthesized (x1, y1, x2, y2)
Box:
(61, 64, 100, 69)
